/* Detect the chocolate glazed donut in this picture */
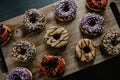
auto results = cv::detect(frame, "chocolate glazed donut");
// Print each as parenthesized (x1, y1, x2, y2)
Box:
(75, 39, 96, 62)
(101, 30, 120, 55)
(44, 26, 69, 48)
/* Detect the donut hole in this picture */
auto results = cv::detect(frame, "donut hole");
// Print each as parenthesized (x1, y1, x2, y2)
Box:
(83, 46, 91, 53)
(111, 40, 117, 46)
(63, 3, 70, 12)
(88, 18, 96, 26)
(29, 15, 37, 23)
(13, 74, 22, 80)
(53, 34, 61, 40)
(20, 48, 26, 55)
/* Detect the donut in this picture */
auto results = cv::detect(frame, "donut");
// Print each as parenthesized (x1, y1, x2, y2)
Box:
(22, 8, 46, 32)
(101, 30, 120, 55)
(86, 0, 108, 11)
(55, 0, 77, 21)
(6, 67, 32, 80)
(44, 26, 69, 48)
(0, 24, 11, 46)
(80, 13, 104, 36)
(40, 55, 65, 77)
(75, 39, 96, 62)
(11, 40, 36, 62)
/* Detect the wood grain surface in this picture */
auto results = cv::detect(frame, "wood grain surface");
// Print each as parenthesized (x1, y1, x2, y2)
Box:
(0, 0, 120, 80)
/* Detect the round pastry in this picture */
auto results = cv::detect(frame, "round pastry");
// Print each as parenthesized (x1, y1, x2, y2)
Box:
(86, 0, 108, 11)
(6, 67, 32, 80)
(81, 13, 104, 36)
(101, 30, 120, 55)
(75, 39, 96, 62)
(22, 8, 46, 32)
(40, 55, 65, 77)
(44, 26, 69, 48)
(11, 40, 36, 62)
(0, 24, 11, 46)
(55, 0, 77, 21)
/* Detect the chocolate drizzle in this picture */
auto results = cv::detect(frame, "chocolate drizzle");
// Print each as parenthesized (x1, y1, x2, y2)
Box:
(45, 27, 69, 48)
(76, 39, 96, 62)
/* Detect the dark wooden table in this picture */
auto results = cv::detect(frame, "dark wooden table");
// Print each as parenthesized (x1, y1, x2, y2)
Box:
(0, 0, 120, 80)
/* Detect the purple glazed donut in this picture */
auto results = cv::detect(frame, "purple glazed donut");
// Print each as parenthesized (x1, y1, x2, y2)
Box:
(80, 13, 104, 35)
(55, 0, 77, 21)
(6, 67, 32, 80)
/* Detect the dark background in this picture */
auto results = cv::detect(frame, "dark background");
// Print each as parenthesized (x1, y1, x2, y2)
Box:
(0, 0, 120, 79)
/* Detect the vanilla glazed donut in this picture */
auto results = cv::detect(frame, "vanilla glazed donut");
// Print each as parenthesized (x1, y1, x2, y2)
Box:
(101, 30, 120, 55)
(11, 40, 36, 62)
(55, 0, 77, 21)
(6, 67, 32, 80)
(44, 26, 69, 48)
(22, 9, 46, 32)
(86, 0, 108, 11)
(75, 39, 96, 62)
(81, 13, 104, 36)
(40, 55, 65, 77)
(0, 24, 12, 46)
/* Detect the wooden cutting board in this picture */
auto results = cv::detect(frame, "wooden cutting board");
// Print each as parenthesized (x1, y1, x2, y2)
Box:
(0, 0, 120, 80)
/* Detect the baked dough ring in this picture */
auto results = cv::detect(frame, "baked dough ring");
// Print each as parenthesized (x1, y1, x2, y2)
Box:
(22, 9, 46, 32)
(101, 30, 120, 55)
(75, 39, 96, 62)
(12, 40, 36, 62)
(40, 55, 65, 77)
(44, 26, 69, 48)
